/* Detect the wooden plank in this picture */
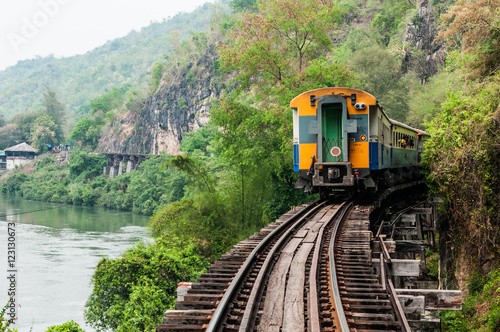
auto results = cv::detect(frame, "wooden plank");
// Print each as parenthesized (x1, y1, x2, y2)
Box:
(396, 289, 462, 310)
(318, 205, 340, 222)
(407, 207, 433, 215)
(282, 243, 315, 332)
(303, 222, 323, 243)
(372, 239, 396, 253)
(257, 238, 302, 332)
(395, 240, 425, 252)
(373, 258, 420, 277)
(398, 295, 425, 315)
(394, 227, 418, 236)
(294, 229, 308, 238)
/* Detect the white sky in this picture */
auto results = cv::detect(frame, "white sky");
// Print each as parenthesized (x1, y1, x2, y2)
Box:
(0, 0, 217, 71)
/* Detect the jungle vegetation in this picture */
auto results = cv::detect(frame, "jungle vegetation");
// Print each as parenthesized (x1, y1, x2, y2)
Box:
(1, 0, 499, 331)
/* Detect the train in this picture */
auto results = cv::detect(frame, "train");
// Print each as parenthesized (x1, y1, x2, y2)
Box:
(291, 87, 429, 196)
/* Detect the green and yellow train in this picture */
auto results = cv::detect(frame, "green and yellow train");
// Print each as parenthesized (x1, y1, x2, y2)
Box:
(291, 87, 429, 195)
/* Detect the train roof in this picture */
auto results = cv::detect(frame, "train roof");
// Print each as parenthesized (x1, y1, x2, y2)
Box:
(290, 87, 377, 106)
(390, 119, 430, 136)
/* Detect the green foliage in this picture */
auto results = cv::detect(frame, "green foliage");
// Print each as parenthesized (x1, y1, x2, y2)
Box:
(0, 125, 22, 150)
(441, 268, 500, 331)
(1, 151, 188, 215)
(150, 62, 166, 91)
(438, 0, 500, 81)
(116, 280, 167, 332)
(406, 70, 458, 128)
(70, 118, 102, 149)
(10, 112, 42, 143)
(128, 155, 189, 215)
(423, 78, 500, 274)
(219, 0, 348, 98)
(369, 0, 415, 46)
(43, 87, 65, 143)
(45, 320, 85, 332)
(230, 0, 257, 13)
(84, 238, 209, 331)
(425, 247, 439, 278)
(180, 125, 217, 155)
(350, 45, 409, 121)
(90, 87, 126, 114)
(68, 149, 107, 180)
(30, 115, 58, 152)
(1, 173, 29, 194)
(0, 300, 18, 332)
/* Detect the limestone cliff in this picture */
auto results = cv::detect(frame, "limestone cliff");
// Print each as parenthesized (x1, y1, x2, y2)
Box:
(96, 45, 229, 155)
(402, 0, 450, 82)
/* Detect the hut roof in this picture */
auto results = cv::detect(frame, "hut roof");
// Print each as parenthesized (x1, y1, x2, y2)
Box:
(5, 142, 37, 153)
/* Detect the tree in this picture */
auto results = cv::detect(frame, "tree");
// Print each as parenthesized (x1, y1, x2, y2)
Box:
(70, 118, 102, 149)
(84, 239, 208, 331)
(43, 87, 65, 143)
(0, 125, 22, 150)
(11, 112, 42, 142)
(30, 115, 58, 152)
(45, 320, 85, 332)
(219, 0, 346, 98)
(89, 86, 126, 113)
(351, 45, 409, 121)
(230, 0, 257, 13)
(438, 0, 500, 81)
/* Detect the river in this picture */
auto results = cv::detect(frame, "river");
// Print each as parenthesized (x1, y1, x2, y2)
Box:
(0, 194, 150, 331)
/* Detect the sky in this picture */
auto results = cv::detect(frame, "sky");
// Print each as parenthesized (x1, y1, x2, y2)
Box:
(0, 0, 217, 71)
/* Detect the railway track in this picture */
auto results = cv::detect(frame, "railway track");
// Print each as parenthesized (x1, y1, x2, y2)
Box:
(157, 198, 412, 331)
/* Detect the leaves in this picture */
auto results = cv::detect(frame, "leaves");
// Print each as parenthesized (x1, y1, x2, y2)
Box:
(30, 115, 58, 152)
(84, 239, 208, 331)
(219, 0, 345, 94)
(438, 0, 500, 80)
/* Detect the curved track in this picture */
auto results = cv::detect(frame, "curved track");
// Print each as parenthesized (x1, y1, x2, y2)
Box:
(157, 198, 411, 331)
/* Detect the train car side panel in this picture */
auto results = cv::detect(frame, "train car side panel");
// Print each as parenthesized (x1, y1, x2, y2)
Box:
(349, 142, 369, 169)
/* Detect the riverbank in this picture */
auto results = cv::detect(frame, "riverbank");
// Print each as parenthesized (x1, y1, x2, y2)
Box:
(0, 149, 188, 216)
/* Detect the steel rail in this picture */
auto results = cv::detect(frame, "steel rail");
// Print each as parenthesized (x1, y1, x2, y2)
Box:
(388, 279, 412, 332)
(328, 202, 353, 332)
(309, 202, 347, 332)
(206, 199, 327, 332)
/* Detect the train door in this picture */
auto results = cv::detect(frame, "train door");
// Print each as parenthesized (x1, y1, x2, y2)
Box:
(321, 103, 343, 162)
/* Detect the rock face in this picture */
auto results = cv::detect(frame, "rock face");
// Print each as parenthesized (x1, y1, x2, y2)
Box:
(96, 46, 228, 155)
(403, 0, 449, 82)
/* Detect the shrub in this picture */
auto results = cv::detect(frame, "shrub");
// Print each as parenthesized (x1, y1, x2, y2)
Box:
(45, 320, 85, 332)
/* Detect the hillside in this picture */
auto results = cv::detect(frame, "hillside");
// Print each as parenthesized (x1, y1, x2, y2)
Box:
(0, 0, 229, 127)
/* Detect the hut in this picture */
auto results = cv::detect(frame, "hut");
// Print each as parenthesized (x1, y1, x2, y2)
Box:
(5, 142, 37, 170)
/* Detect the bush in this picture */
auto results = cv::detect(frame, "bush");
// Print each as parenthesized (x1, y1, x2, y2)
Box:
(45, 320, 85, 332)
(116, 280, 168, 332)
(1, 173, 28, 194)
(84, 239, 209, 331)
(0, 300, 18, 332)
(441, 268, 500, 332)
(68, 149, 107, 180)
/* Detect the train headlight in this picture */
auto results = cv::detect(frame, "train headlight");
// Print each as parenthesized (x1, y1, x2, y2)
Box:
(354, 102, 366, 110)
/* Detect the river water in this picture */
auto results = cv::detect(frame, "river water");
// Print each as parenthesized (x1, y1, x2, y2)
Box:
(0, 194, 150, 331)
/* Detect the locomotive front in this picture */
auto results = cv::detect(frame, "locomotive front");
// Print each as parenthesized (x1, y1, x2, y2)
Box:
(291, 87, 376, 195)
